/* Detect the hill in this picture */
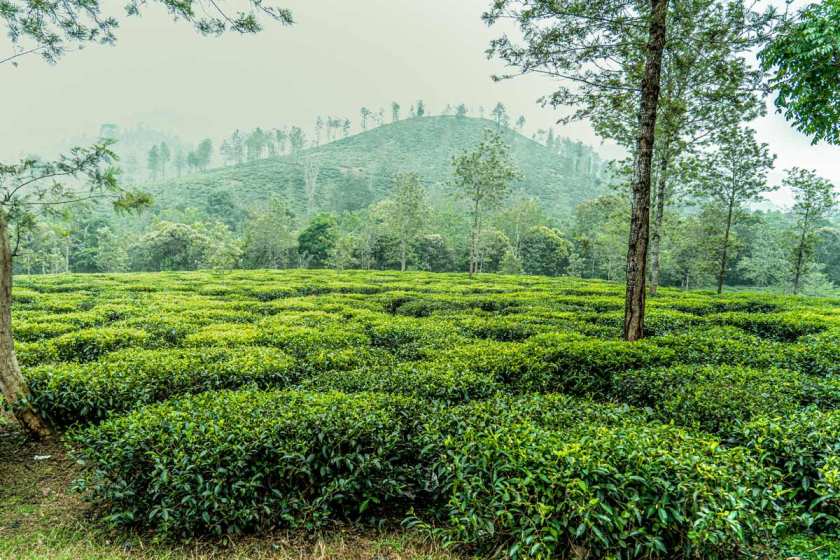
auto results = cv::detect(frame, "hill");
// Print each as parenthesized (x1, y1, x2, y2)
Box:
(143, 116, 606, 221)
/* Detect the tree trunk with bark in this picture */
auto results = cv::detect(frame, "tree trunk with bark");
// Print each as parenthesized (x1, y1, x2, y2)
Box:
(623, 0, 668, 341)
(649, 143, 671, 296)
(0, 214, 51, 439)
(717, 196, 735, 294)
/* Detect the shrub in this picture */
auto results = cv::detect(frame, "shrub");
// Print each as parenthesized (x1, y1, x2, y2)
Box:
(708, 311, 830, 341)
(50, 327, 149, 362)
(736, 409, 840, 530)
(417, 397, 779, 559)
(70, 390, 425, 538)
(614, 365, 840, 435)
(360, 317, 460, 360)
(304, 363, 501, 404)
(27, 347, 295, 426)
(519, 334, 677, 396)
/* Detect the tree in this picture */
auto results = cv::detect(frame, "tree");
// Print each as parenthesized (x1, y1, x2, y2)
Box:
(484, 0, 667, 340)
(491, 102, 509, 128)
(289, 126, 306, 158)
(242, 198, 296, 269)
(451, 129, 522, 276)
(688, 126, 775, 293)
(1, 1, 292, 66)
(383, 173, 428, 271)
(130, 221, 210, 271)
(785, 168, 838, 294)
(94, 226, 129, 272)
(195, 139, 213, 171)
(0, 145, 149, 436)
(391, 102, 401, 122)
(760, 0, 840, 145)
(302, 157, 321, 216)
(483, 0, 772, 339)
(515, 115, 526, 131)
(455, 104, 468, 118)
(158, 142, 171, 178)
(174, 148, 186, 176)
(521, 226, 571, 276)
(0, 0, 292, 437)
(416, 100, 426, 117)
(360, 107, 372, 130)
(494, 196, 546, 257)
(147, 145, 160, 180)
(297, 214, 337, 268)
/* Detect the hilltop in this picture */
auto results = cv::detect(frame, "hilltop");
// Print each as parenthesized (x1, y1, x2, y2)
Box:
(142, 116, 606, 220)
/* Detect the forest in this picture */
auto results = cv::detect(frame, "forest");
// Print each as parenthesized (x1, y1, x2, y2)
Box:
(1, 0, 839, 559)
(19, 110, 840, 296)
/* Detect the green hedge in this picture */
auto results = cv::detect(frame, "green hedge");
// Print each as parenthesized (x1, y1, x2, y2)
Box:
(736, 409, 840, 530)
(70, 390, 425, 538)
(417, 395, 779, 559)
(303, 363, 501, 404)
(708, 311, 831, 341)
(27, 347, 295, 426)
(614, 365, 840, 435)
(518, 334, 676, 396)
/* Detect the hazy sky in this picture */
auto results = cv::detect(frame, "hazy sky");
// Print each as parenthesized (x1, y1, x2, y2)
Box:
(3, 0, 838, 207)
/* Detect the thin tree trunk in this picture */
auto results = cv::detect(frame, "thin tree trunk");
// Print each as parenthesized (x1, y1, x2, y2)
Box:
(0, 215, 51, 439)
(400, 239, 407, 272)
(623, 0, 668, 342)
(792, 215, 809, 294)
(649, 143, 671, 296)
(717, 197, 735, 294)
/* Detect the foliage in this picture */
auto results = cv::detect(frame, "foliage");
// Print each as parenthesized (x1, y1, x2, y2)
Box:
(70, 390, 424, 537)
(760, 0, 840, 144)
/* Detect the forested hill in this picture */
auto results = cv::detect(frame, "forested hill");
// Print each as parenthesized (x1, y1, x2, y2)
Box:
(142, 116, 606, 221)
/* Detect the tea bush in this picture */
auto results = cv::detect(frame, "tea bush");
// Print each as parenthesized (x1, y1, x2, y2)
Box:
(10, 269, 839, 550)
(27, 347, 295, 426)
(736, 409, 840, 529)
(70, 390, 426, 538)
(614, 365, 840, 435)
(418, 400, 780, 559)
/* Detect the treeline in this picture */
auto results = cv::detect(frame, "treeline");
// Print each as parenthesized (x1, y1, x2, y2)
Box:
(17, 132, 838, 295)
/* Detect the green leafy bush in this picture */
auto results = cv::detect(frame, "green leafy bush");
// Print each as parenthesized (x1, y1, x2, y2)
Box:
(417, 396, 779, 559)
(27, 347, 295, 426)
(303, 363, 500, 404)
(736, 409, 840, 529)
(70, 390, 425, 538)
(614, 365, 840, 435)
(50, 327, 150, 362)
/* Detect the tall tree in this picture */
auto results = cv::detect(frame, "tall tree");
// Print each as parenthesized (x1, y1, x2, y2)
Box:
(451, 129, 522, 276)
(360, 107, 372, 130)
(147, 145, 160, 180)
(158, 142, 171, 178)
(688, 126, 775, 293)
(484, 0, 667, 340)
(384, 173, 428, 271)
(195, 139, 213, 171)
(302, 157, 321, 216)
(391, 102, 401, 122)
(785, 168, 838, 294)
(0, 146, 149, 436)
(760, 0, 840, 145)
(491, 102, 510, 128)
(0, 0, 292, 437)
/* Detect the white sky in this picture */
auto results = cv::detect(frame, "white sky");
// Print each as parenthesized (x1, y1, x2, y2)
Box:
(2, 0, 837, 207)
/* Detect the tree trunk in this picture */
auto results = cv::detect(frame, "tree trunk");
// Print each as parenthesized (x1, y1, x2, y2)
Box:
(792, 217, 809, 294)
(0, 215, 51, 439)
(623, 0, 668, 342)
(400, 239, 407, 272)
(649, 143, 671, 296)
(717, 197, 735, 295)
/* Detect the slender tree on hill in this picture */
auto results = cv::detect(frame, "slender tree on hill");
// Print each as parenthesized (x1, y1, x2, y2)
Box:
(452, 129, 522, 276)
(785, 168, 838, 294)
(384, 173, 429, 272)
(688, 126, 775, 294)
(0, 0, 293, 438)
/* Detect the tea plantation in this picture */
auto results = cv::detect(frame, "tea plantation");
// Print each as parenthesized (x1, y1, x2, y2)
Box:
(11, 270, 840, 558)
